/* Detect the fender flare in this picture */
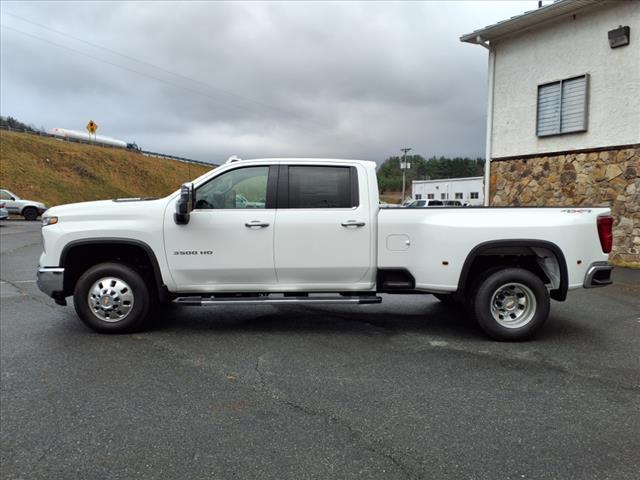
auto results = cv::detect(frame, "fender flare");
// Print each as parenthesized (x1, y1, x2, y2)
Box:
(457, 239, 569, 301)
(59, 238, 166, 300)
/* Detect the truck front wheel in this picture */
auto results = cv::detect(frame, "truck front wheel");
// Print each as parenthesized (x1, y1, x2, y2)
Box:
(471, 268, 550, 341)
(73, 262, 151, 333)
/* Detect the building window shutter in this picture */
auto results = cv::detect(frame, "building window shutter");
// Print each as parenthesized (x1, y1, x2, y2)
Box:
(560, 76, 588, 133)
(537, 82, 561, 136)
(537, 74, 588, 137)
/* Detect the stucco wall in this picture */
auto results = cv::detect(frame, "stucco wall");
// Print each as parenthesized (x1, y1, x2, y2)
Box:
(490, 146, 640, 267)
(491, 0, 640, 158)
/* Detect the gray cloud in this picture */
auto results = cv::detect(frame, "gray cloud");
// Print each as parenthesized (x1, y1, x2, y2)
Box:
(1, 1, 537, 163)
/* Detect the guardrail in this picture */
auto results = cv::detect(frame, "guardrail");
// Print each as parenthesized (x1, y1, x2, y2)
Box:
(0, 125, 215, 168)
(138, 150, 214, 167)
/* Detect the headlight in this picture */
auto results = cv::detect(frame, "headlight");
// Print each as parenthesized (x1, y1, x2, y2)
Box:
(42, 216, 58, 226)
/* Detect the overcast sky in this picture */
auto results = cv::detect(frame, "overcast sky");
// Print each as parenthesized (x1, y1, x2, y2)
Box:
(1, 1, 542, 164)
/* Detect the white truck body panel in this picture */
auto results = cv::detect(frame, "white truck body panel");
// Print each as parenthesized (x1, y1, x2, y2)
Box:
(377, 208, 608, 292)
(163, 207, 278, 289)
(39, 198, 171, 282)
(272, 161, 375, 290)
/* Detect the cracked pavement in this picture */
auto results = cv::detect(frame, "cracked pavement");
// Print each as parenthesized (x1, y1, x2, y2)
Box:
(1, 220, 639, 479)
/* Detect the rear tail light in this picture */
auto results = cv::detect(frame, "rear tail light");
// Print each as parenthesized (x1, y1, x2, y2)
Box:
(597, 215, 613, 254)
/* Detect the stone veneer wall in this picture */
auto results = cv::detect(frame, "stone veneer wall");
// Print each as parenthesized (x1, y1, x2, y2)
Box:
(489, 145, 640, 267)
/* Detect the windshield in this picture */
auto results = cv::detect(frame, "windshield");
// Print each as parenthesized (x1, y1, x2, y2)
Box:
(0, 190, 16, 200)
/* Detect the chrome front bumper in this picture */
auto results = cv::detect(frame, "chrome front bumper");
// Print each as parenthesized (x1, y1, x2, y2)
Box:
(37, 267, 65, 297)
(583, 262, 613, 288)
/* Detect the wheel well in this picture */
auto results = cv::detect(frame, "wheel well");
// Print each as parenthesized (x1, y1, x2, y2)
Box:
(458, 241, 568, 301)
(60, 241, 163, 299)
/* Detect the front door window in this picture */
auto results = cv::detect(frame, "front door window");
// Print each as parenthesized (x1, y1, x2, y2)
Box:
(194, 166, 269, 209)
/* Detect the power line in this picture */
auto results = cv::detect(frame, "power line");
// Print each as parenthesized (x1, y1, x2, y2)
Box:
(0, 24, 264, 117)
(0, 15, 372, 150)
(3, 11, 300, 120)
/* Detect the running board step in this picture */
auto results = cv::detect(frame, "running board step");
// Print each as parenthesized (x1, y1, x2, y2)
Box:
(173, 295, 382, 306)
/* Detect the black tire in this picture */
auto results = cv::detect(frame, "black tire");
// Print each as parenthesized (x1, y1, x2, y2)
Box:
(464, 265, 511, 321)
(73, 262, 151, 333)
(470, 267, 550, 341)
(22, 207, 38, 221)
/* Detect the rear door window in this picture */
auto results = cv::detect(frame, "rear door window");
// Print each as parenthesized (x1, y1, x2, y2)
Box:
(282, 166, 358, 208)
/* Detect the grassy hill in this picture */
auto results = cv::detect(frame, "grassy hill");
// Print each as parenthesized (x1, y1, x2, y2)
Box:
(0, 130, 212, 206)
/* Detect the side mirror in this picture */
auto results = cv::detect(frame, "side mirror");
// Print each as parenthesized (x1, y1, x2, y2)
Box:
(10, 197, 15, 201)
(174, 183, 194, 225)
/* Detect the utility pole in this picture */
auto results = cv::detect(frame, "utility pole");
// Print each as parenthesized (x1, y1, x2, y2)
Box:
(400, 147, 412, 203)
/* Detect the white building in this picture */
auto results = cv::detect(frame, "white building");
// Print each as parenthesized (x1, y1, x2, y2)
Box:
(463, 0, 638, 167)
(411, 177, 484, 205)
(461, 0, 640, 265)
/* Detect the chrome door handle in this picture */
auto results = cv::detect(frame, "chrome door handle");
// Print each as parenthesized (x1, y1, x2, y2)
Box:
(341, 221, 366, 228)
(245, 221, 270, 228)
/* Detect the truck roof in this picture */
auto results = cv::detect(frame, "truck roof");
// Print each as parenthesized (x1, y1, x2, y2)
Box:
(225, 156, 376, 167)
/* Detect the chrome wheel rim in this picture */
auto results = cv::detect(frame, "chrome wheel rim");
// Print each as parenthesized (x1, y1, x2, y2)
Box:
(88, 277, 134, 323)
(490, 282, 536, 329)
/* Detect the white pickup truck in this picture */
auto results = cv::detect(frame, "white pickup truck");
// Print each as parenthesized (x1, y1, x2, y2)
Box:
(37, 158, 614, 340)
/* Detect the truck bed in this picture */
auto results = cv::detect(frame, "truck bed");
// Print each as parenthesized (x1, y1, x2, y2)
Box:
(377, 207, 610, 292)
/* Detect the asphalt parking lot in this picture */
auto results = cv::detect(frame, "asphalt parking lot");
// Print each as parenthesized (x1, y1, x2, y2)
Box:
(1, 219, 639, 480)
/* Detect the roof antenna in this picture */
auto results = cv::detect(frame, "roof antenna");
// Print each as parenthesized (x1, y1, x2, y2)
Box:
(538, 1, 543, 7)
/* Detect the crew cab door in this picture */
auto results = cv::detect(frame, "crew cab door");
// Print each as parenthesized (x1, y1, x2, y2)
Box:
(274, 164, 374, 289)
(164, 165, 278, 290)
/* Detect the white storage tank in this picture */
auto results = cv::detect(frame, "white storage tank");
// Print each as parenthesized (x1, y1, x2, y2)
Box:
(48, 128, 127, 148)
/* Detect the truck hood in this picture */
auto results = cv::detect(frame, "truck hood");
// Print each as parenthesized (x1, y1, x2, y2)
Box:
(45, 197, 168, 221)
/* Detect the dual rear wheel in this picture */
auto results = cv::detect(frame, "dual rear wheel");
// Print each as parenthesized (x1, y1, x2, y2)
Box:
(433, 267, 550, 341)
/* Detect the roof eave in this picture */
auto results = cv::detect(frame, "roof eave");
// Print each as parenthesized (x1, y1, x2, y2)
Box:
(460, 0, 603, 44)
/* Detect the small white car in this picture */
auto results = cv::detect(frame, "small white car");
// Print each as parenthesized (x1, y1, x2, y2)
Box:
(0, 203, 8, 221)
(406, 199, 448, 207)
(0, 189, 47, 221)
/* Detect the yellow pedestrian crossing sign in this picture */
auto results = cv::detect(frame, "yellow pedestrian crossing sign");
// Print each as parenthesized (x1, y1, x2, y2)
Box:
(86, 120, 98, 134)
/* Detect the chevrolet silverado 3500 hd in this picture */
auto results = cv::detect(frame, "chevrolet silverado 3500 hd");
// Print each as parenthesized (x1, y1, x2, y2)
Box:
(37, 158, 614, 340)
